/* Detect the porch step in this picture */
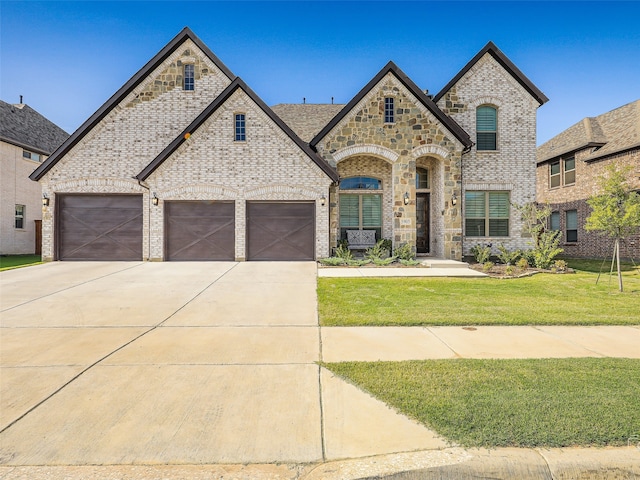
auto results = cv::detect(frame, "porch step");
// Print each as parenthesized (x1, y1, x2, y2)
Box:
(420, 258, 471, 269)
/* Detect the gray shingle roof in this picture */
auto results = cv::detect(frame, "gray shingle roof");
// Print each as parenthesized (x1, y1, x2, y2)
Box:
(0, 100, 69, 154)
(537, 99, 640, 163)
(271, 104, 345, 142)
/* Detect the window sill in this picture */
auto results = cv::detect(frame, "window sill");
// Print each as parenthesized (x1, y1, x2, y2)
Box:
(476, 150, 499, 153)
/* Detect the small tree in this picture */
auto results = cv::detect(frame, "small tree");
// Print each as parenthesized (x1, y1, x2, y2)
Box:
(585, 164, 640, 292)
(515, 201, 563, 269)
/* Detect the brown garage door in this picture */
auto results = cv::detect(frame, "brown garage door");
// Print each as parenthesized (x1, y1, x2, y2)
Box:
(165, 201, 235, 261)
(57, 194, 143, 261)
(247, 202, 315, 261)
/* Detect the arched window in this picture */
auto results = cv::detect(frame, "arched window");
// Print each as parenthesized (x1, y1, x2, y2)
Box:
(476, 105, 497, 150)
(416, 168, 429, 189)
(339, 176, 382, 190)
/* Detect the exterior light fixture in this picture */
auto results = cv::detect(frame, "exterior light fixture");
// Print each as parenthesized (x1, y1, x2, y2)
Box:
(403, 192, 410, 205)
(451, 192, 458, 206)
(152, 193, 159, 206)
(42, 194, 50, 207)
(320, 195, 326, 206)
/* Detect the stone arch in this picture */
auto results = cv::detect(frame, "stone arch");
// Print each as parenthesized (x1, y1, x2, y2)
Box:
(468, 96, 503, 109)
(333, 144, 399, 165)
(411, 144, 450, 160)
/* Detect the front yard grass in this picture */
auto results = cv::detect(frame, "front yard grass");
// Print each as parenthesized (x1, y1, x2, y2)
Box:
(0, 255, 42, 271)
(324, 358, 640, 448)
(318, 263, 640, 326)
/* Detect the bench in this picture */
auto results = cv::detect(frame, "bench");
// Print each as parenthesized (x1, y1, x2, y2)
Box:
(346, 230, 377, 251)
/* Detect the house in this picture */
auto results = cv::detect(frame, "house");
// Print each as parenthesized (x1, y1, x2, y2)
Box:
(1, 100, 68, 255)
(30, 28, 547, 262)
(536, 100, 640, 259)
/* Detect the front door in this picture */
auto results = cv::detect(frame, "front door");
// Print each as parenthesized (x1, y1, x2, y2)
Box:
(416, 193, 430, 254)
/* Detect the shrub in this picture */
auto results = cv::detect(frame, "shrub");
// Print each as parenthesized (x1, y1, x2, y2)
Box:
(337, 238, 349, 250)
(334, 244, 353, 262)
(372, 257, 397, 266)
(346, 258, 371, 266)
(365, 239, 391, 261)
(379, 238, 393, 253)
(551, 259, 568, 273)
(482, 261, 494, 272)
(497, 244, 521, 265)
(319, 257, 346, 266)
(505, 265, 516, 276)
(471, 244, 492, 264)
(516, 257, 530, 271)
(532, 231, 563, 269)
(399, 259, 421, 266)
(393, 243, 415, 261)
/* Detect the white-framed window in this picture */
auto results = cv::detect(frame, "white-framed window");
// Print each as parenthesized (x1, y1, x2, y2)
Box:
(384, 97, 395, 123)
(15, 204, 25, 229)
(22, 150, 41, 162)
(465, 191, 510, 237)
(566, 210, 578, 242)
(234, 113, 246, 141)
(476, 105, 497, 150)
(183, 64, 195, 91)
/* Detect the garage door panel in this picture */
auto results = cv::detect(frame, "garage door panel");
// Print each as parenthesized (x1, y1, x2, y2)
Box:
(58, 195, 143, 261)
(247, 202, 315, 261)
(165, 201, 234, 261)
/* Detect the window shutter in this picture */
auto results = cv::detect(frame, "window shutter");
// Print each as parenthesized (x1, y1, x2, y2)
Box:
(362, 195, 381, 227)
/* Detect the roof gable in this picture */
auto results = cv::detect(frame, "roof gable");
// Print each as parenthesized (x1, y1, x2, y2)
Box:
(310, 61, 472, 149)
(30, 27, 235, 181)
(433, 42, 548, 106)
(137, 78, 339, 182)
(0, 101, 69, 154)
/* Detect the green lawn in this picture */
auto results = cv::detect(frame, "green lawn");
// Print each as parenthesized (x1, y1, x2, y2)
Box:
(318, 263, 640, 326)
(0, 255, 42, 271)
(324, 358, 640, 448)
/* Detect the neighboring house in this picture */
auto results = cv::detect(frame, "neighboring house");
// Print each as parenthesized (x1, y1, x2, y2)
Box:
(536, 100, 640, 259)
(30, 28, 547, 262)
(0, 100, 69, 255)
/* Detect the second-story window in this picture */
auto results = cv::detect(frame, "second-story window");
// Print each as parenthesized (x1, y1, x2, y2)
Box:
(476, 105, 497, 150)
(550, 156, 575, 188)
(235, 113, 246, 141)
(563, 157, 575, 185)
(183, 64, 194, 91)
(384, 97, 394, 123)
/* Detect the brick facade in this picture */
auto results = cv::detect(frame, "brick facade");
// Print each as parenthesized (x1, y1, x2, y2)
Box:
(437, 53, 540, 257)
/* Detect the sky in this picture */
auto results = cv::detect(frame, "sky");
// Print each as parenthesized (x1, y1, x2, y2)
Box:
(1, 1, 639, 146)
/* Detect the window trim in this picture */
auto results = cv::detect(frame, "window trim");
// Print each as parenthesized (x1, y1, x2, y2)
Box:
(234, 113, 246, 142)
(476, 105, 497, 151)
(464, 190, 510, 237)
(183, 64, 195, 91)
(15, 204, 25, 229)
(384, 97, 395, 124)
(549, 156, 575, 188)
(565, 209, 578, 243)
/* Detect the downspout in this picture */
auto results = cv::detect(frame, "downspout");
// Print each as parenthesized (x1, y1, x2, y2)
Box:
(136, 178, 152, 261)
(460, 144, 472, 261)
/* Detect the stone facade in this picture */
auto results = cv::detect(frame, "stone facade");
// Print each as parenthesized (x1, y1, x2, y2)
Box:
(437, 53, 540, 257)
(315, 74, 465, 258)
(537, 100, 640, 259)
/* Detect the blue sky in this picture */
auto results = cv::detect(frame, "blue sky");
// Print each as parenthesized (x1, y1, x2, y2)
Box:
(1, 1, 639, 145)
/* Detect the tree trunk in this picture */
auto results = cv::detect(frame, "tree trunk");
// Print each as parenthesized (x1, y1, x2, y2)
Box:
(616, 238, 623, 292)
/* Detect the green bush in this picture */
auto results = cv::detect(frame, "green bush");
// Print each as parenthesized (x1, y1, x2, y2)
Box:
(399, 259, 421, 266)
(497, 244, 521, 265)
(516, 258, 530, 271)
(532, 231, 563, 269)
(372, 257, 397, 266)
(393, 243, 415, 261)
(365, 239, 391, 261)
(319, 257, 346, 266)
(471, 244, 492, 263)
(335, 244, 353, 261)
(505, 265, 516, 276)
(483, 261, 495, 272)
(551, 259, 568, 273)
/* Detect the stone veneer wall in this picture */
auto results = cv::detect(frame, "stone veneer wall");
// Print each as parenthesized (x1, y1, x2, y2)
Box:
(438, 53, 540, 257)
(146, 89, 333, 260)
(0, 142, 44, 254)
(39, 39, 232, 261)
(316, 73, 464, 259)
(537, 148, 640, 259)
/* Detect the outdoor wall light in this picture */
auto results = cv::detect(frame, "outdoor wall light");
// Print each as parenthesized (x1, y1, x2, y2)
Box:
(152, 193, 159, 206)
(451, 192, 458, 206)
(403, 192, 410, 205)
(42, 194, 49, 207)
(320, 194, 326, 206)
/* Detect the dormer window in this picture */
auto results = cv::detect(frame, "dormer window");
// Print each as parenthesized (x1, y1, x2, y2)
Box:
(476, 105, 497, 150)
(183, 64, 194, 91)
(384, 97, 395, 123)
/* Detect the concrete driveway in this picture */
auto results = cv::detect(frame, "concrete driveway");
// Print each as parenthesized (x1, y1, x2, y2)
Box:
(0, 261, 441, 466)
